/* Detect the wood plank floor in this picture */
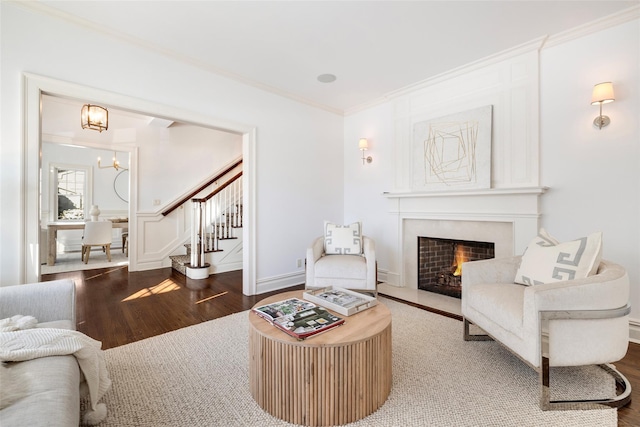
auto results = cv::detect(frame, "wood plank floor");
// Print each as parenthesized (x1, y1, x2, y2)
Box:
(43, 266, 639, 426)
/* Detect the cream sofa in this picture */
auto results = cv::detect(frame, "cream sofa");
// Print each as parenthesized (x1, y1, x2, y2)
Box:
(0, 279, 81, 426)
(461, 256, 631, 410)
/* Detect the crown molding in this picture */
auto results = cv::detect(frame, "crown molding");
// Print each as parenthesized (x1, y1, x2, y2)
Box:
(9, 1, 344, 116)
(543, 5, 640, 49)
(344, 5, 640, 116)
(345, 36, 547, 116)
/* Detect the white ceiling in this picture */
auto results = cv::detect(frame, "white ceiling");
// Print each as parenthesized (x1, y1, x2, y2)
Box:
(36, 1, 638, 114)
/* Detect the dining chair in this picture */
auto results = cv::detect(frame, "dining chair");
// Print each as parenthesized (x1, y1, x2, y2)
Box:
(81, 221, 113, 264)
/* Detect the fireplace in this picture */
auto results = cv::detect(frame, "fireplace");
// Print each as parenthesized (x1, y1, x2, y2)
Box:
(418, 237, 495, 298)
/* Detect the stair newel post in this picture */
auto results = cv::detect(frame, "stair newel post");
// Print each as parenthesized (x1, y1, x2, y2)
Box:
(239, 176, 243, 228)
(223, 185, 229, 239)
(213, 194, 220, 251)
(190, 198, 202, 268)
(234, 178, 238, 228)
(205, 199, 212, 253)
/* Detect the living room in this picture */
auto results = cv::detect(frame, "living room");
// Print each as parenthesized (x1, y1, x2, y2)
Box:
(1, 1, 639, 426)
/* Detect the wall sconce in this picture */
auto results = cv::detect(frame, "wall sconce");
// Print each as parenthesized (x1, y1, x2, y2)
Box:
(359, 138, 373, 165)
(591, 82, 615, 129)
(98, 151, 128, 171)
(81, 104, 109, 132)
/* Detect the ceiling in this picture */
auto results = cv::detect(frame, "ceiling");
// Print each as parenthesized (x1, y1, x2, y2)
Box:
(35, 1, 638, 114)
(41, 95, 160, 146)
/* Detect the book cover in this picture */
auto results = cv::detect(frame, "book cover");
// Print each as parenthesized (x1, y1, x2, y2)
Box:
(272, 306, 344, 340)
(252, 298, 316, 323)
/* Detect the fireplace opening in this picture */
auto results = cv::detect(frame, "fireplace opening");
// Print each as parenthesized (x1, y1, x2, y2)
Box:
(418, 237, 495, 298)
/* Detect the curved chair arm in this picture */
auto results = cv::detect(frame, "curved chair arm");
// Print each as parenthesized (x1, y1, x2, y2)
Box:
(539, 304, 632, 410)
(462, 256, 521, 288)
(525, 261, 629, 313)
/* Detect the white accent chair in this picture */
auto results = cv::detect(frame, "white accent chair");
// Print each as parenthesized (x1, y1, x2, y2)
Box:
(81, 221, 113, 264)
(461, 256, 631, 410)
(306, 235, 377, 295)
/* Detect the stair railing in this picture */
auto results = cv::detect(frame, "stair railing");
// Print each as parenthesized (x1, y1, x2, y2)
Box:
(190, 172, 243, 268)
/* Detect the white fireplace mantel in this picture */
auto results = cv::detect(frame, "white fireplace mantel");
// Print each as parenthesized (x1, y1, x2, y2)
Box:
(385, 186, 548, 289)
(383, 187, 548, 199)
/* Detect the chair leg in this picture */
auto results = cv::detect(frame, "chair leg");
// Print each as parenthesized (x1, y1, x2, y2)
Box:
(105, 244, 111, 262)
(83, 246, 90, 264)
(463, 318, 493, 341)
(540, 361, 632, 410)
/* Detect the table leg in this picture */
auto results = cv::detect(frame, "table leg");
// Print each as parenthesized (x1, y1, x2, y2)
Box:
(47, 227, 57, 266)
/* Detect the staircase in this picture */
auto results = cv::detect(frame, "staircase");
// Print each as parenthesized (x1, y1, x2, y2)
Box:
(169, 172, 243, 279)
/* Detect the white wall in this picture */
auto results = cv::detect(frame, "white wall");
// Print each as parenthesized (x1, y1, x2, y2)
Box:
(343, 103, 398, 282)
(0, 3, 344, 290)
(539, 20, 639, 329)
(344, 18, 640, 336)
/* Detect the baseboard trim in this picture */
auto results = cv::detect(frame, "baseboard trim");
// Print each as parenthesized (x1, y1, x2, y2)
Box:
(629, 317, 640, 344)
(257, 271, 305, 294)
(379, 269, 400, 286)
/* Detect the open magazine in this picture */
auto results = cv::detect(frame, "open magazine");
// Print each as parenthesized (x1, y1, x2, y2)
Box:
(252, 298, 345, 340)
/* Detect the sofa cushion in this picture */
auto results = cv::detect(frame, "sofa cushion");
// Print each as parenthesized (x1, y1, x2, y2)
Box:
(0, 355, 80, 427)
(315, 254, 366, 279)
(467, 283, 526, 337)
(324, 221, 362, 255)
(515, 231, 602, 286)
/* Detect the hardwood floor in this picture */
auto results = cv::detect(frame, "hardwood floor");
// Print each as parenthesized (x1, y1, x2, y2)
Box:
(43, 266, 639, 426)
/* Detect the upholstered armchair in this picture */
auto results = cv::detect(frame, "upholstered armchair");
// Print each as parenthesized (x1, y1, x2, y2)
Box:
(462, 251, 631, 410)
(305, 222, 377, 294)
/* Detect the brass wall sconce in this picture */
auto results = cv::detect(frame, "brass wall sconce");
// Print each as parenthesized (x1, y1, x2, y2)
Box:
(591, 82, 615, 129)
(359, 138, 373, 165)
(81, 104, 109, 132)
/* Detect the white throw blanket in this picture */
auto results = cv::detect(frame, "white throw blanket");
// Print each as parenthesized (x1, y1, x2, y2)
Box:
(0, 327, 111, 423)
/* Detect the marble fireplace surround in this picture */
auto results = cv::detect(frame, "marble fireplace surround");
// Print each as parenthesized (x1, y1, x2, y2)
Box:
(386, 187, 548, 291)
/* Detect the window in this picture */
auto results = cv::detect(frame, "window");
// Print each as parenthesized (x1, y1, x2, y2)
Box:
(52, 164, 92, 221)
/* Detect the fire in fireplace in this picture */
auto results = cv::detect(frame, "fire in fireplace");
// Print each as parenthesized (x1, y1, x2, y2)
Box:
(418, 237, 495, 298)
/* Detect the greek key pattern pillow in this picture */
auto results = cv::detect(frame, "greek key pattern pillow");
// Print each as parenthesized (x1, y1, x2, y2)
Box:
(324, 221, 362, 255)
(515, 230, 602, 286)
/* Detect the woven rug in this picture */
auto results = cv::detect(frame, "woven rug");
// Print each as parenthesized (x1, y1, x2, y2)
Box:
(87, 298, 617, 426)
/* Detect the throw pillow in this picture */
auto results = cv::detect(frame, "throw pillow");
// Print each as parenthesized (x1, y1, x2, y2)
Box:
(514, 230, 602, 286)
(324, 221, 363, 255)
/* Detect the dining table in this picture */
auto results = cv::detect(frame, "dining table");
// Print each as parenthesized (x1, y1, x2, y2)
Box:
(45, 220, 128, 265)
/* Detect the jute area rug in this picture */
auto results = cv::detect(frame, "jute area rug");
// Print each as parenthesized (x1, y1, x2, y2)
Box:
(87, 298, 617, 426)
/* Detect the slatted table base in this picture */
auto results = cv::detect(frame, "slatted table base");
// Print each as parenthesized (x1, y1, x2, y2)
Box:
(248, 291, 392, 427)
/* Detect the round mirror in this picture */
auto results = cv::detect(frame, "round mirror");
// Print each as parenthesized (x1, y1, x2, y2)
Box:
(114, 170, 129, 203)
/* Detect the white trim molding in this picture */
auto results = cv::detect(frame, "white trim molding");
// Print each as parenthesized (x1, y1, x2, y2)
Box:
(630, 318, 640, 344)
(257, 271, 305, 295)
(22, 73, 259, 295)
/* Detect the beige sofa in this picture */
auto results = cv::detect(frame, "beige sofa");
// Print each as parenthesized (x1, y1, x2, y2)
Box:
(461, 256, 631, 410)
(0, 279, 81, 426)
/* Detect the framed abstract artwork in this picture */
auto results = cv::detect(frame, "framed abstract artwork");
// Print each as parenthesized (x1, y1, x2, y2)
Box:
(412, 105, 492, 191)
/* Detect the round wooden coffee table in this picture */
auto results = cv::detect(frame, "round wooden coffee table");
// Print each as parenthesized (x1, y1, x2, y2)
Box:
(248, 290, 392, 427)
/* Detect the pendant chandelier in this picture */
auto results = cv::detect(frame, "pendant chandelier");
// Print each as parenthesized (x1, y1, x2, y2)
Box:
(81, 104, 109, 132)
